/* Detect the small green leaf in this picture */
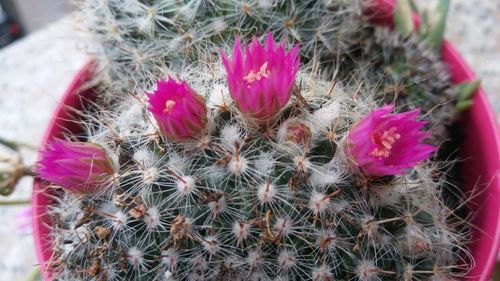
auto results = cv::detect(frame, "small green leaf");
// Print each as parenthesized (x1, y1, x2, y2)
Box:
(24, 267, 40, 281)
(426, 0, 450, 52)
(456, 79, 481, 101)
(394, 0, 415, 37)
(456, 100, 473, 112)
(408, 0, 419, 13)
(419, 9, 429, 37)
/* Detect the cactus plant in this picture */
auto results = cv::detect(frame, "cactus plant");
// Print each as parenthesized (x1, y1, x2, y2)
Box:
(34, 0, 473, 280)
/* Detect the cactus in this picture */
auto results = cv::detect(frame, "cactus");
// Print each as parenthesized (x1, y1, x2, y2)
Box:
(35, 0, 473, 280)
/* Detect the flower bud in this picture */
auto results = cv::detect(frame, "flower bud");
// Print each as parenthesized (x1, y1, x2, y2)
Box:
(35, 139, 114, 193)
(148, 78, 207, 141)
(221, 32, 300, 126)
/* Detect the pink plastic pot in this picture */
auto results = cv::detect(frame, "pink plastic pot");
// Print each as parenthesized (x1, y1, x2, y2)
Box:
(33, 1, 500, 280)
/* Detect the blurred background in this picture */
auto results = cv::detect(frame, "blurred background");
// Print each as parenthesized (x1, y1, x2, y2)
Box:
(0, 0, 73, 46)
(0, 0, 498, 280)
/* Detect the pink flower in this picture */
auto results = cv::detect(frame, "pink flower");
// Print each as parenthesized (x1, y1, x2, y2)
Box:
(347, 105, 436, 176)
(35, 139, 114, 193)
(147, 78, 208, 140)
(221, 33, 300, 126)
(15, 206, 32, 234)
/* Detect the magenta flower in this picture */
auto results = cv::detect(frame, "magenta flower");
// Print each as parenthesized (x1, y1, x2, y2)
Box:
(221, 33, 300, 126)
(347, 105, 436, 176)
(35, 139, 114, 193)
(15, 206, 32, 234)
(147, 78, 208, 140)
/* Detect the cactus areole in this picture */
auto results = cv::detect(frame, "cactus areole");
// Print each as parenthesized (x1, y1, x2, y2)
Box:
(33, 1, 500, 281)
